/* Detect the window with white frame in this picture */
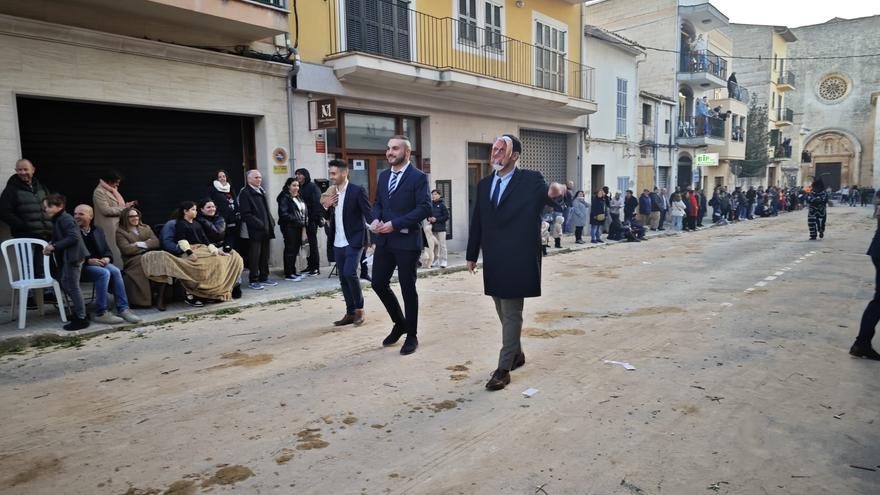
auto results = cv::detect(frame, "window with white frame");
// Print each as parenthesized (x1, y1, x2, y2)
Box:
(616, 78, 628, 136)
(456, 0, 504, 51)
(535, 18, 567, 92)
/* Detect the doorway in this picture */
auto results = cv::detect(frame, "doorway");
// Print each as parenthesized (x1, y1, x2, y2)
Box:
(346, 155, 390, 203)
(591, 164, 605, 192)
(677, 155, 693, 190)
(815, 162, 841, 191)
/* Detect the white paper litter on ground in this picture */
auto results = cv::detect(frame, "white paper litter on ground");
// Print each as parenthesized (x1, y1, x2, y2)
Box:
(522, 388, 539, 397)
(604, 360, 636, 371)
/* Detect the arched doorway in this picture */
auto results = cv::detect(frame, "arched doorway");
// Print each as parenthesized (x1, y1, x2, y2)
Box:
(802, 129, 862, 189)
(677, 153, 693, 190)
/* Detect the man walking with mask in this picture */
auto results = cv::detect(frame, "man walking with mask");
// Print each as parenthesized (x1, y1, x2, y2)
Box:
(466, 134, 566, 391)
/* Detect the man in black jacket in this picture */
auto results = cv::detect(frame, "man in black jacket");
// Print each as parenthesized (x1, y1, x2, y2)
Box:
(1, 159, 55, 290)
(239, 170, 277, 290)
(42, 194, 90, 331)
(296, 168, 325, 275)
(428, 190, 449, 268)
(466, 134, 566, 391)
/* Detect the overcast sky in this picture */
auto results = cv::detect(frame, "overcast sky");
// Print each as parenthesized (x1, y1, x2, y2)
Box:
(707, 0, 879, 28)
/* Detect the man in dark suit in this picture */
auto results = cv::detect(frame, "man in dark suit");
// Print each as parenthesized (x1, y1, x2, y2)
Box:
(239, 169, 277, 290)
(322, 159, 374, 327)
(466, 134, 566, 390)
(369, 135, 431, 355)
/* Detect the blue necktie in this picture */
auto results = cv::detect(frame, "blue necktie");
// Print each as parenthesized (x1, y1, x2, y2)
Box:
(490, 177, 502, 207)
(388, 171, 401, 196)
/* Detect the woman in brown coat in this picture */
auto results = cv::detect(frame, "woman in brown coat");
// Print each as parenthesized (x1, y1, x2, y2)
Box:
(93, 169, 136, 267)
(116, 207, 162, 308)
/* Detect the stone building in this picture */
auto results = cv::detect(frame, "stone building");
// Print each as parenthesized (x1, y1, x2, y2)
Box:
(788, 15, 880, 190)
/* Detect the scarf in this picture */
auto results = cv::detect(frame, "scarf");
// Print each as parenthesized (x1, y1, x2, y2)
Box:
(99, 179, 125, 207)
(213, 180, 231, 193)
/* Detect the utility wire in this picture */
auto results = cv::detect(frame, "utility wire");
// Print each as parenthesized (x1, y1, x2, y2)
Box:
(597, 35, 880, 60)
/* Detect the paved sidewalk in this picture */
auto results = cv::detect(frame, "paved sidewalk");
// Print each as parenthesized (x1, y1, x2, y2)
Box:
(0, 216, 747, 345)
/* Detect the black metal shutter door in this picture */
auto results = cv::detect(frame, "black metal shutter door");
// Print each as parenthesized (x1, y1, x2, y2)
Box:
(16, 97, 246, 227)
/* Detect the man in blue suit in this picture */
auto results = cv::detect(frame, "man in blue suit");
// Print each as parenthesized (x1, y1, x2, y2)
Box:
(322, 159, 373, 327)
(369, 135, 431, 355)
(466, 134, 566, 390)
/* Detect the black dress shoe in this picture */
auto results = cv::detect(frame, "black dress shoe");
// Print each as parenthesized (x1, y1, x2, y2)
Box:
(360, 272, 372, 282)
(850, 343, 880, 361)
(63, 318, 90, 331)
(382, 323, 406, 347)
(512, 352, 525, 370)
(485, 369, 510, 391)
(400, 335, 418, 355)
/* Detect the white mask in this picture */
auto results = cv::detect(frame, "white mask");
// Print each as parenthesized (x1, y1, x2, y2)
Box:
(491, 163, 504, 172)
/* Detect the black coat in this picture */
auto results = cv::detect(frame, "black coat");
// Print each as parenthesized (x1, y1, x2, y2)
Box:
(296, 169, 325, 227)
(175, 219, 210, 246)
(0, 175, 53, 239)
(81, 225, 113, 262)
(590, 195, 607, 225)
(208, 186, 239, 227)
(195, 213, 227, 244)
(466, 168, 555, 299)
(50, 210, 89, 266)
(238, 186, 276, 241)
(868, 217, 880, 257)
(277, 193, 308, 230)
(624, 195, 638, 217)
(430, 200, 449, 232)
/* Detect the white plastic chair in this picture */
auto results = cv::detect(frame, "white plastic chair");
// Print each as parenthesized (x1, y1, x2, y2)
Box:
(1, 238, 67, 329)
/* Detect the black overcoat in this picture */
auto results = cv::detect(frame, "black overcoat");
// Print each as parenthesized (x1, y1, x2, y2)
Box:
(466, 168, 555, 299)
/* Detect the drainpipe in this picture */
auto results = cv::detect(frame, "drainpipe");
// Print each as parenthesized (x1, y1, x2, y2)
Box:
(286, 47, 301, 176)
(578, 0, 586, 191)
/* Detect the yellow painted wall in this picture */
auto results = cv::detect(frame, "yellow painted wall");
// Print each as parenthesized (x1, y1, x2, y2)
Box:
(293, 0, 581, 71)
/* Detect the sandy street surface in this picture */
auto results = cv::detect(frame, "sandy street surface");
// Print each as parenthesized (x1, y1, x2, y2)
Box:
(0, 207, 878, 495)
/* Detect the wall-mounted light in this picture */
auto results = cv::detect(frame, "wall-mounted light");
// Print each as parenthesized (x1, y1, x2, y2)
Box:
(516, 0, 525, 7)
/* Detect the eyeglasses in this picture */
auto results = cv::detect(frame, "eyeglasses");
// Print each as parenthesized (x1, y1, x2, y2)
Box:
(128, 214, 140, 218)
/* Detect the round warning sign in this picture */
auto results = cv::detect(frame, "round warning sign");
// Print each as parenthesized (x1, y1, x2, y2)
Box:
(272, 146, 289, 166)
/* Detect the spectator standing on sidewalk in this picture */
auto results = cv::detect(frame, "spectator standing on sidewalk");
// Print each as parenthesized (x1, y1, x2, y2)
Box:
(92, 169, 137, 268)
(590, 189, 607, 244)
(670, 193, 686, 232)
(624, 190, 638, 222)
(295, 168, 325, 276)
(570, 190, 588, 244)
(658, 187, 669, 230)
(562, 180, 574, 234)
(697, 188, 708, 227)
(638, 189, 652, 226)
(239, 170, 277, 290)
(686, 189, 699, 231)
(207, 170, 240, 252)
(649, 188, 662, 230)
(277, 177, 308, 281)
(428, 189, 449, 268)
(43, 194, 90, 331)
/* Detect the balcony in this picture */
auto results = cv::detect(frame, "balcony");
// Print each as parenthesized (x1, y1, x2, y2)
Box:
(777, 70, 796, 91)
(677, 116, 725, 147)
(773, 146, 793, 160)
(0, 0, 289, 46)
(679, 49, 728, 89)
(727, 82, 750, 104)
(775, 107, 794, 126)
(324, 0, 597, 117)
(706, 98, 746, 160)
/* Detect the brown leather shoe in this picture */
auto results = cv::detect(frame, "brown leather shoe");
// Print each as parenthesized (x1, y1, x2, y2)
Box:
(334, 314, 355, 326)
(352, 309, 365, 326)
(485, 369, 510, 391)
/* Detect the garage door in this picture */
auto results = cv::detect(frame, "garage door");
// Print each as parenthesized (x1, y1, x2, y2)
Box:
(16, 97, 253, 228)
(519, 130, 568, 184)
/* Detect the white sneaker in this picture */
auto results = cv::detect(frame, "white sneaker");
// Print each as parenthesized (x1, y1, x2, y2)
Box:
(117, 309, 143, 323)
(93, 312, 125, 325)
(440, 263, 447, 268)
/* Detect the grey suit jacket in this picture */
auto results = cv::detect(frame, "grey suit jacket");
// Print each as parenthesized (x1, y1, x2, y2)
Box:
(51, 211, 90, 265)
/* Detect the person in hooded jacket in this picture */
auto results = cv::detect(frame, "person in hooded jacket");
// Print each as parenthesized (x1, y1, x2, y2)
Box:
(295, 168, 325, 275)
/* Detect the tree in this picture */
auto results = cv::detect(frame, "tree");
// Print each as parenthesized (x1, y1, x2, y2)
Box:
(733, 99, 770, 177)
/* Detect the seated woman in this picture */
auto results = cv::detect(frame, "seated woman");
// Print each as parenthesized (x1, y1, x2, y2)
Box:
(195, 198, 228, 250)
(116, 206, 168, 310)
(168, 201, 242, 306)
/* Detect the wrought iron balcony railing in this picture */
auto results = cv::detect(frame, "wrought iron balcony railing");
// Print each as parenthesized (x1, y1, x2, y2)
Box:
(680, 49, 728, 80)
(727, 82, 749, 103)
(778, 70, 796, 88)
(678, 116, 725, 140)
(328, 0, 595, 101)
(250, 0, 287, 8)
(777, 107, 794, 122)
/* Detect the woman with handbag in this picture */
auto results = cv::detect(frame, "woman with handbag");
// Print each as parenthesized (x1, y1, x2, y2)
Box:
(277, 177, 309, 281)
(590, 189, 607, 244)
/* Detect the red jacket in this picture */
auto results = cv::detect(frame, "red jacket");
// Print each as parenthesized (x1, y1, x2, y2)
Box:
(688, 195, 699, 217)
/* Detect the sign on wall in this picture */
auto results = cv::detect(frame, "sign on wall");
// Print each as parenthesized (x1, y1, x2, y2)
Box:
(308, 98, 338, 130)
(315, 133, 326, 153)
(695, 153, 719, 166)
(272, 146, 289, 174)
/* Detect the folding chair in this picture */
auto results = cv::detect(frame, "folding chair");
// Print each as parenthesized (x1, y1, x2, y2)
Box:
(1, 238, 67, 329)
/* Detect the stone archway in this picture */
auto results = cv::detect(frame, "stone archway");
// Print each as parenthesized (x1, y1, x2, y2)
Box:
(802, 129, 863, 188)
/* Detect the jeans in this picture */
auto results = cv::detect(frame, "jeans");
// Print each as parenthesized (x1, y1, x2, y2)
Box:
(590, 224, 601, 242)
(82, 263, 128, 315)
(672, 216, 683, 232)
(333, 245, 364, 315)
(61, 261, 86, 320)
(749, 203, 756, 219)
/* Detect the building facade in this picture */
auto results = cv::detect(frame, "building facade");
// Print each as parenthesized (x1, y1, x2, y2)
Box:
(587, 0, 747, 194)
(0, 0, 294, 262)
(789, 15, 880, 191)
(294, 0, 597, 252)
(583, 26, 644, 195)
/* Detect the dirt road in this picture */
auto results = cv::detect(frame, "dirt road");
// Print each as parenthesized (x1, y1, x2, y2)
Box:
(1, 207, 878, 494)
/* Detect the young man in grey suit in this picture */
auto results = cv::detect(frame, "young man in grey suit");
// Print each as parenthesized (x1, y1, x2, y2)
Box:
(369, 135, 431, 355)
(466, 134, 566, 390)
(43, 193, 91, 331)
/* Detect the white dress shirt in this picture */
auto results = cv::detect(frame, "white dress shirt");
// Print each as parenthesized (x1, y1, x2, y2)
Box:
(333, 182, 349, 248)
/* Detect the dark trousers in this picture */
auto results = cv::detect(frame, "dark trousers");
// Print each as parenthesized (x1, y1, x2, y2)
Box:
(305, 222, 320, 271)
(686, 216, 697, 230)
(334, 245, 364, 315)
(247, 238, 270, 282)
(281, 226, 303, 277)
(60, 261, 85, 320)
(574, 226, 584, 241)
(857, 256, 880, 346)
(658, 209, 667, 229)
(371, 246, 420, 335)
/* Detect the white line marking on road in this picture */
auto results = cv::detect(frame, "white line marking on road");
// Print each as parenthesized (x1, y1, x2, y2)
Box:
(809, 251, 817, 254)
(744, 288, 755, 292)
(765, 276, 777, 281)
(805, 254, 813, 257)
(774, 271, 784, 276)
(782, 267, 792, 271)
(720, 302, 733, 307)
(755, 281, 768, 287)
(795, 260, 803, 263)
